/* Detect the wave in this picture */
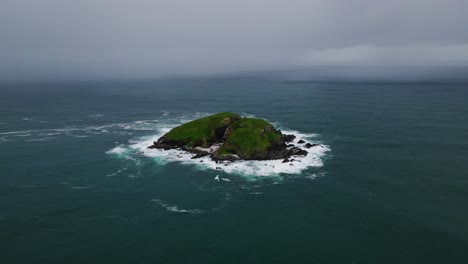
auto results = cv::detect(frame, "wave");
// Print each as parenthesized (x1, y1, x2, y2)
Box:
(21, 117, 47, 123)
(0, 118, 166, 142)
(26, 137, 56, 142)
(150, 199, 203, 214)
(71, 186, 92, 190)
(106, 167, 128, 177)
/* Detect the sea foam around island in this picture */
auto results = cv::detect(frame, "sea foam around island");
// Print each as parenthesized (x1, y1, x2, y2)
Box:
(106, 114, 330, 177)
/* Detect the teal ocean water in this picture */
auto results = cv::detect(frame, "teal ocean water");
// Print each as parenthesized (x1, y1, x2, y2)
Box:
(1, 78, 467, 263)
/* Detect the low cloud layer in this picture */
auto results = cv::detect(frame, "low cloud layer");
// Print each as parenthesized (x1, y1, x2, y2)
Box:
(1, 0, 468, 80)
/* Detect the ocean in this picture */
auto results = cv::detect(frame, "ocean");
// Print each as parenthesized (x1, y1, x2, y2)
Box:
(1, 77, 467, 263)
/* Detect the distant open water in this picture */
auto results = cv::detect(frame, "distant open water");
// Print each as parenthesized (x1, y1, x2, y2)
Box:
(0, 77, 467, 263)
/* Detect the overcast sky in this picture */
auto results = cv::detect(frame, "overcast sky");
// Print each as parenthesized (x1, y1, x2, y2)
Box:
(1, 0, 468, 80)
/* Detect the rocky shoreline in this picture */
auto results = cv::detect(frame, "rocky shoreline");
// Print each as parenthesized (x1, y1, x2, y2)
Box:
(148, 133, 321, 162)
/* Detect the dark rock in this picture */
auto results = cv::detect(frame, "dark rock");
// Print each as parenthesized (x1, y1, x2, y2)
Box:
(282, 158, 289, 163)
(211, 152, 241, 162)
(289, 147, 308, 157)
(191, 152, 209, 159)
(297, 140, 305, 144)
(216, 167, 222, 170)
(287, 144, 295, 147)
(305, 143, 320, 148)
(213, 125, 229, 142)
(262, 147, 290, 160)
(282, 134, 296, 142)
(147, 139, 179, 150)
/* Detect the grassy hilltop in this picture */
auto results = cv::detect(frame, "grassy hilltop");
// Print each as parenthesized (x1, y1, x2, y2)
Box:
(164, 112, 241, 148)
(219, 118, 283, 159)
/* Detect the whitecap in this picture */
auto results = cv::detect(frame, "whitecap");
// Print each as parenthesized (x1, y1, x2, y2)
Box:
(21, 117, 47, 123)
(14, 133, 31, 137)
(106, 146, 128, 155)
(71, 135, 89, 138)
(106, 167, 128, 177)
(26, 137, 55, 142)
(150, 199, 203, 214)
(71, 186, 92, 189)
(304, 174, 317, 180)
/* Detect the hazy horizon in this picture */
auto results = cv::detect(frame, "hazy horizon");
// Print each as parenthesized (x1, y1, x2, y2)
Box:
(1, 0, 468, 81)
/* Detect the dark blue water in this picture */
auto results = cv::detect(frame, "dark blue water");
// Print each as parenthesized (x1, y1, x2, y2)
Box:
(1, 77, 467, 263)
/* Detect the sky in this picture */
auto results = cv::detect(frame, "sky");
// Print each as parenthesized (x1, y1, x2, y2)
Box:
(1, 0, 468, 81)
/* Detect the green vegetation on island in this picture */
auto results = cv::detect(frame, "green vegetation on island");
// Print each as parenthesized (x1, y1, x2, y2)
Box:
(149, 112, 309, 161)
(219, 118, 283, 159)
(163, 112, 240, 148)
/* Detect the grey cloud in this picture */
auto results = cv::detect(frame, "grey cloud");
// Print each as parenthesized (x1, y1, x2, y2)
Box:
(1, 0, 468, 80)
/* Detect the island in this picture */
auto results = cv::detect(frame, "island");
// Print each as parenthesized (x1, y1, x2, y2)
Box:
(148, 112, 317, 162)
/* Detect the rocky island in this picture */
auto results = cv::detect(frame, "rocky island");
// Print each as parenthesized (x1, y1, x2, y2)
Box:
(148, 112, 316, 162)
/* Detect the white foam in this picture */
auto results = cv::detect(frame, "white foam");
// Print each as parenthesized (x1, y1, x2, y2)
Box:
(150, 199, 203, 214)
(71, 135, 89, 138)
(71, 186, 92, 189)
(14, 133, 31, 137)
(106, 167, 128, 177)
(26, 137, 55, 142)
(21, 117, 47, 123)
(106, 146, 128, 155)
